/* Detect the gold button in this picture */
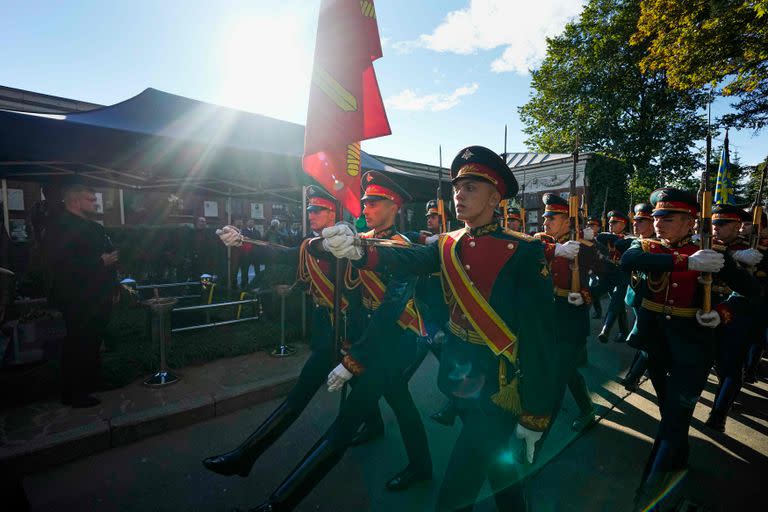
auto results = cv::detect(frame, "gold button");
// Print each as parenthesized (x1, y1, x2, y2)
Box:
(672, 282, 678, 288)
(673, 251, 679, 256)
(665, 315, 671, 320)
(507, 243, 514, 249)
(469, 241, 476, 247)
(465, 264, 471, 270)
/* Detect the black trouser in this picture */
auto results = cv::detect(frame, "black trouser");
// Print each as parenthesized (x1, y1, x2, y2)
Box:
(435, 406, 527, 512)
(59, 299, 112, 398)
(265, 362, 426, 510)
(638, 316, 714, 498)
(712, 302, 753, 416)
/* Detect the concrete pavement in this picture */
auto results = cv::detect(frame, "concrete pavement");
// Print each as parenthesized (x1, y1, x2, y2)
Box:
(16, 311, 768, 511)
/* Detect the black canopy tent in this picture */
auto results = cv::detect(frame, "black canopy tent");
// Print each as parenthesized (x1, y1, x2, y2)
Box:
(0, 88, 444, 202)
(0, 88, 447, 287)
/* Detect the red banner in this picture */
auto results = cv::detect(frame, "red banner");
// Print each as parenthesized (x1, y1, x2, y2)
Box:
(302, 0, 391, 218)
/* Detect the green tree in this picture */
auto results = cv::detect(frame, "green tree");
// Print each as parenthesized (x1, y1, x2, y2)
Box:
(633, 0, 768, 130)
(519, 0, 709, 206)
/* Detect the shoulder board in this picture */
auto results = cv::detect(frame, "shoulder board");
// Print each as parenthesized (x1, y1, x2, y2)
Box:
(578, 239, 594, 247)
(640, 239, 654, 253)
(392, 233, 410, 243)
(712, 243, 727, 252)
(503, 228, 536, 242)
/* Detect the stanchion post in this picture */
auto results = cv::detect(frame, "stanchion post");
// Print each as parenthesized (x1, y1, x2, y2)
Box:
(143, 297, 179, 387)
(271, 284, 295, 357)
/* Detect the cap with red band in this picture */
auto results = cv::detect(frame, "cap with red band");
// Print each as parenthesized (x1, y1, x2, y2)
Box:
(450, 145, 518, 200)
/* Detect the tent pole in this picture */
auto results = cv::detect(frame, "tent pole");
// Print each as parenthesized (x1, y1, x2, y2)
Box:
(119, 188, 125, 225)
(227, 189, 232, 290)
(1, 179, 8, 236)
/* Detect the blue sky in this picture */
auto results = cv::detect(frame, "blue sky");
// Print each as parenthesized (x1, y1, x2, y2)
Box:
(2, 0, 766, 167)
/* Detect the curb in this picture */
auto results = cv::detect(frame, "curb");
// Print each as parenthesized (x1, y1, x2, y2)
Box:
(1, 372, 300, 475)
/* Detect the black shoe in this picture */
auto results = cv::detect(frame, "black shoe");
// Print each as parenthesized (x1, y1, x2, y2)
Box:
(614, 332, 628, 343)
(705, 413, 726, 433)
(69, 395, 100, 408)
(430, 404, 457, 427)
(744, 373, 758, 384)
(350, 424, 384, 446)
(597, 330, 609, 344)
(385, 465, 432, 491)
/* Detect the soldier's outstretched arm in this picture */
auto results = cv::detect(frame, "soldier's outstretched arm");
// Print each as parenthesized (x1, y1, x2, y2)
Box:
(619, 240, 681, 273)
(355, 242, 441, 277)
(719, 252, 762, 300)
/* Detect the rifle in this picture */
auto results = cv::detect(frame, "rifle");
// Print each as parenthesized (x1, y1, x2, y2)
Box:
(501, 125, 509, 229)
(750, 158, 767, 249)
(438, 145, 447, 233)
(521, 164, 527, 233)
(601, 187, 609, 232)
(699, 124, 714, 313)
(569, 135, 581, 293)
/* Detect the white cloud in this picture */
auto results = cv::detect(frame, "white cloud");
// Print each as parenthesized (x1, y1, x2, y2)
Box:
(385, 83, 479, 112)
(396, 0, 584, 74)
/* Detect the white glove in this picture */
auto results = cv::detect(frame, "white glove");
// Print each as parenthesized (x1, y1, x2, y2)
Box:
(321, 223, 363, 260)
(425, 234, 440, 245)
(567, 292, 584, 306)
(687, 249, 724, 273)
(514, 424, 543, 464)
(215, 226, 243, 247)
(327, 363, 353, 392)
(696, 309, 721, 329)
(582, 227, 594, 241)
(732, 249, 763, 266)
(554, 240, 580, 260)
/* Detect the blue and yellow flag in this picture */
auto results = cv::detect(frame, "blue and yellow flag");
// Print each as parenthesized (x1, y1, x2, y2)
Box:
(714, 130, 734, 205)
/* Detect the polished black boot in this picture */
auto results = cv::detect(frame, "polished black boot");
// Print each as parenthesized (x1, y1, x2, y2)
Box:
(704, 411, 727, 432)
(349, 421, 384, 446)
(622, 352, 648, 392)
(204, 402, 296, 477)
(598, 310, 616, 343)
(243, 437, 344, 512)
(430, 401, 457, 427)
(385, 464, 432, 491)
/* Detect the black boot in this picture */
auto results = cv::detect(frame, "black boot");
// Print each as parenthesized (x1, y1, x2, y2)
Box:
(430, 401, 457, 427)
(385, 464, 432, 491)
(204, 402, 297, 477)
(704, 411, 727, 432)
(622, 352, 648, 392)
(349, 422, 384, 446)
(598, 310, 616, 343)
(246, 437, 344, 512)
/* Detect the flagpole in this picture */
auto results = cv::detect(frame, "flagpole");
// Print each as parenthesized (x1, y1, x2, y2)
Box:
(333, 200, 346, 410)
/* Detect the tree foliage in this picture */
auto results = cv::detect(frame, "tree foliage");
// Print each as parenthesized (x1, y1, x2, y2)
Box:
(519, 0, 709, 204)
(633, 0, 768, 130)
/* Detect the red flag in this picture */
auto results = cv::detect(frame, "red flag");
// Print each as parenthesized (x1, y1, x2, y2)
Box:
(302, 0, 391, 217)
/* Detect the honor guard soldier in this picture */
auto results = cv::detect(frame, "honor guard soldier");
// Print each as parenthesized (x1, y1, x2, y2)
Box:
(240, 172, 432, 512)
(705, 204, 763, 431)
(324, 145, 558, 511)
(506, 205, 523, 232)
(587, 215, 608, 319)
(587, 216, 602, 233)
(622, 203, 655, 391)
(620, 188, 760, 511)
(596, 210, 631, 343)
(204, 186, 353, 478)
(741, 209, 768, 383)
(535, 193, 602, 431)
